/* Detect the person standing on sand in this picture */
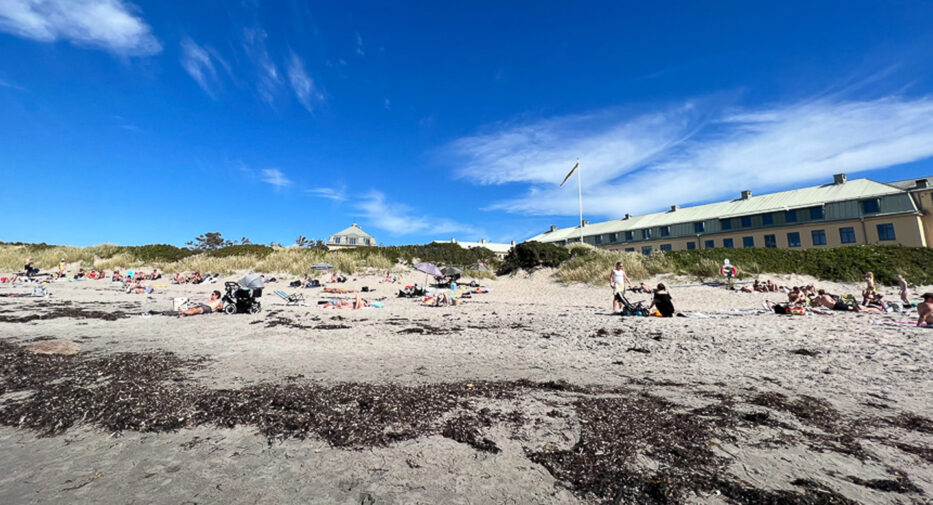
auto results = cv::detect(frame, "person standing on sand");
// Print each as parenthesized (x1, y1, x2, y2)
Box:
(917, 293, 933, 326)
(896, 274, 909, 305)
(608, 262, 632, 313)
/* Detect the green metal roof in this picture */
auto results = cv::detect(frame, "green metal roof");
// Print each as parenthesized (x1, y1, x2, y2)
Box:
(529, 178, 908, 243)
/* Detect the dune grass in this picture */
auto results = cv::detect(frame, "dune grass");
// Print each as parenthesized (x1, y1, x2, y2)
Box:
(554, 243, 933, 286)
(0, 242, 489, 277)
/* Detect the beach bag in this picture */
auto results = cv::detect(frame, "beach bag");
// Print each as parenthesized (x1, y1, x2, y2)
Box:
(290, 280, 301, 288)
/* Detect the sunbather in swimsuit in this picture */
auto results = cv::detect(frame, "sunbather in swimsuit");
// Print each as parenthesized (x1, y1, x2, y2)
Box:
(179, 291, 223, 317)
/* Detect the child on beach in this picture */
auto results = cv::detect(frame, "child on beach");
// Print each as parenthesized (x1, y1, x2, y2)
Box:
(897, 274, 909, 305)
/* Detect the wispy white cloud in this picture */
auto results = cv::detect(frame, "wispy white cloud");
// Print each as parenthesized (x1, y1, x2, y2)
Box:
(354, 31, 364, 56)
(354, 190, 481, 236)
(286, 51, 322, 112)
(306, 186, 346, 201)
(449, 96, 933, 218)
(0, 78, 25, 90)
(180, 38, 221, 97)
(0, 0, 160, 55)
(384, 98, 391, 110)
(260, 168, 292, 188)
(242, 27, 281, 103)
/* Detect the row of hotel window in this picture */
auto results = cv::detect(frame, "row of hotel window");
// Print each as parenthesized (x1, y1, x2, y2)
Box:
(331, 237, 372, 245)
(618, 224, 896, 254)
(595, 201, 882, 244)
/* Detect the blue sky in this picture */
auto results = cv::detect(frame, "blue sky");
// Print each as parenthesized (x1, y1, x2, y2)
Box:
(2, 1, 933, 247)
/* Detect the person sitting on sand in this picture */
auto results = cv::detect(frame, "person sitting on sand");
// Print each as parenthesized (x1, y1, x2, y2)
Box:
(647, 283, 675, 317)
(55, 258, 67, 279)
(422, 293, 455, 307)
(74, 268, 86, 279)
(787, 287, 806, 305)
(112, 270, 124, 282)
(24, 257, 40, 277)
(916, 293, 933, 327)
(126, 280, 154, 295)
(149, 269, 161, 280)
(179, 290, 223, 317)
(382, 270, 395, 283)
(862, 272, 876, 305)
(608, 262, 632, 313)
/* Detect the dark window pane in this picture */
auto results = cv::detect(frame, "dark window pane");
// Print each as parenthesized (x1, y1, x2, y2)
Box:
(742, 236, 754, 248)
(741, 216, 752, 227)
(811, 230, 826, 246)
(762, 213, 773, 225)
(723, 238, 734, 248)
(839, 227, 856, 244)
(877, 223, 896, 241)
(787, 232, 801, 247)
(686, 242, 696, 250)
(720, 219, 732, 230)
(862, 199, 880, 213)
(785, 210, 797, 223)
(764, 234, 776, 248)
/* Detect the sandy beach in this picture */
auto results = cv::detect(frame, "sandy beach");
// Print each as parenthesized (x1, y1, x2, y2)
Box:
(1, 270, 931, 504)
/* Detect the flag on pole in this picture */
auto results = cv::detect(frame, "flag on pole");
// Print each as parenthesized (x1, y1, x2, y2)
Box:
(560, 160, 580, 187)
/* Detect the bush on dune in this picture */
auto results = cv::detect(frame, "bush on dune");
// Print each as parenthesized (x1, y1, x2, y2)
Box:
(498, 241, 570, 275)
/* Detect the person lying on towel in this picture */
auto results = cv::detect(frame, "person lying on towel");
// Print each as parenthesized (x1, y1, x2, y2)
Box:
(179, 290, 223, 317)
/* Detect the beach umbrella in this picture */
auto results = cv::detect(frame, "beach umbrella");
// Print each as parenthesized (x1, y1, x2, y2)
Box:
(414, 262, 443, 277)
(440, 266, 462, 276)
(311, 262, 334, 271)
(414, 262, 443, 287)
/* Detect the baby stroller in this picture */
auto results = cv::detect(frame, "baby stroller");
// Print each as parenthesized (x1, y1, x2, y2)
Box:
(616, 291, 649, 317)
(223, 274, 264, 314)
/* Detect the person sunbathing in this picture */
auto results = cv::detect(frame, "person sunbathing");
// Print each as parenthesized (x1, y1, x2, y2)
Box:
(812, 290, 879, 313)
(916, 293, 933, 326)
(321, 294, 369, 309)
(324, 287, 356, 294)
(179, 290, 223, 316)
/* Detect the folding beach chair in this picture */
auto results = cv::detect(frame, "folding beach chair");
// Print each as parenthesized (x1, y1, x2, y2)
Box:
(273, 290, 306, 306)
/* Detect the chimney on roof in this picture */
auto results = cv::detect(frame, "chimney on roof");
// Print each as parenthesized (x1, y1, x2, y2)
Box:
(581, 220, 589, 226)
(833, 173, 847, 185)
(450, 237, 456, 243)
(740, 190, 752, 200)
(670, 205, 678, 212)
(623, 213, 631, 220)
(916, 179, 928, 189)
(548, 225, 557, 232)
(510, 240, 515, 246)
(480, 239, 486, 244)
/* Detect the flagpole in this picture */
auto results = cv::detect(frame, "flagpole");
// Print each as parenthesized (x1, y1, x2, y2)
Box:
(577, 158, 584, 243)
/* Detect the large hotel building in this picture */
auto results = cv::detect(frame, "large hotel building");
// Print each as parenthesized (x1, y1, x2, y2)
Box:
(528, 174, 933, 253)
